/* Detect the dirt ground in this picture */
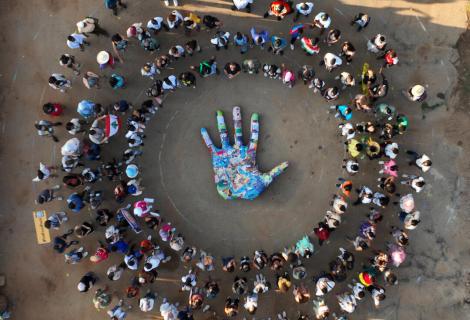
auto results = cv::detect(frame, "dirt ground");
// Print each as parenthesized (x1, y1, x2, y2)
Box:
(0, 0, 469, 319)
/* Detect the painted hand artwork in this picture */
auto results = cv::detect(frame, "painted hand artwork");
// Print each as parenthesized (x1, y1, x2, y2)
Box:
(201, 107, 289, 200)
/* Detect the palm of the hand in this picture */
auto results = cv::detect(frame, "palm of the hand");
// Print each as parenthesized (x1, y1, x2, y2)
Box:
(201, 107, 288, 200)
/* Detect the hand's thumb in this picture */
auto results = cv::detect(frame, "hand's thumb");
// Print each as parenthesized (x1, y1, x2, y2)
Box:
(262, 161, 289, 186)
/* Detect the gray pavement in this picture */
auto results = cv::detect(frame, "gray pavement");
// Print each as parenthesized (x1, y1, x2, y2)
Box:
(0, 0, 469, 319)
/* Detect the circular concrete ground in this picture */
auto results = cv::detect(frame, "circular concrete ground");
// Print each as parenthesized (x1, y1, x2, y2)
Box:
(142, 75, 343, 255)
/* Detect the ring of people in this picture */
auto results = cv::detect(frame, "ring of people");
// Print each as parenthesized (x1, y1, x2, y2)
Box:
(33, 1, 432, 319)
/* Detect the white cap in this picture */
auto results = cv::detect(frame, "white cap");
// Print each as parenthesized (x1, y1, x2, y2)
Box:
(76, 21, 85, 29)
(411, 85, 425, 97)
(77, 282, 86, 292)
(134, 207, 143, 217)
(96, 51, 110, 64)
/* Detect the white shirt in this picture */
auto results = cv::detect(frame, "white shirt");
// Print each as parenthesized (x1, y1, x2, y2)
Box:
(359, 186, 373, 204)
(167, 10, 183, 29)
(147, 17, 164, 30)
(385, 142, 399, 159)
(67, 33, 85, 49)
(168, 45, 185, 57)
(324, 53, 342, 67)
(141, 63, 158, 78)
(346, 160, 359, 174)
(211, 32, 230, 46)
(315, 278, 335, 296)
(325, 211, 342, 229)
(314, 12, 331, 29)
(139, 297, 155, 312)
(340, 123, 355, 140)
(162, 75, 179, 90)
(416, 154, 431, 172)
(233, 0, 253, 9)
(337, 293, 356, 313)
(296, 2, 314, 15)
(404, 211, 420, 230)
(351, 282, 365, 300)
(411, 176, 425, 192)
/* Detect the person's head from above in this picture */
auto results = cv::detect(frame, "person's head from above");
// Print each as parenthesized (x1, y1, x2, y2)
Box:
(359, 240, 368, 250)
(367, 231, 376, 239)
(415, 180, 425, 188)
(379, 35, 385, 42)
(347, 129, 354, 136)
(351, 163, 359, 171)
(338, 204, 346, 212)
(369, 145, 377, 153)
(109, 77, 118, 87)
(65, 122, 75, 131)
(59, 55, 69, 64)
(68, 202, 76, 210)
(111, 33, 122, 43)
(422, 159, 432, 166)
(355, 143, 363, 152)
(143, 63, 151, 72)
(386, 272, 398, 285)
(399, 235, 409, 245)
(151, 18, 159, 25)
(321, 13, 329, 21)
(44, 220, 52, 229)
(229, 63, 237, 71)
(67, 35, 75, 42)
(392, 147, 399, 154)
(168, 13, 176, 22)
(170, 46, 179, 55)
(48, 76, 58, 85)
(346, 74, 354, 82)
(377, 293, 386, 301)
(329, 57, 336, 65)
(357, 290, 365, 298)
(89, 129, 96, 136)
(276, 4, 285, 13)
(332, 220, 340, 227)
(301, 3, 309, 10)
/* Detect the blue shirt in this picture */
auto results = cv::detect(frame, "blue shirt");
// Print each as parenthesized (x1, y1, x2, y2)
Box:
(67, 34, 85, 49)
(338, 105, 352, 121)
(67, 193, 84, 212)
(77, 100, 95, 118)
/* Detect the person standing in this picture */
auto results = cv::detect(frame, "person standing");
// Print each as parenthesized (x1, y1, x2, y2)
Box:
(48, 74, 71, 92)
(67, 33, 89, 51)
(293, 2, 314, 22)
(44, 212, 68, 230)
(105, 0, 127, 16)
(82, 71, 101, 89)
(232, 0, 253, 12)
(59, 54, 80, 75)
(76, 17, 109, 37)
(77, 272, 97, 293)
(35, 120, 62, 142)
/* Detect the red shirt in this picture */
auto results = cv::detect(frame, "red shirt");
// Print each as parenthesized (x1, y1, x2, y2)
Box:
(50, 103, 64, 116)
(270, 1, 292, 16)
(315, 227, 330, 241)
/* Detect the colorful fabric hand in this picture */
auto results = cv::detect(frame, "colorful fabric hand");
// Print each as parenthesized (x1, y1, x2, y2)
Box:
(201, 106, 288, 200)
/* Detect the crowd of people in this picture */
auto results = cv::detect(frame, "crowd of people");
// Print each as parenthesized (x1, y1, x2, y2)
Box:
(35, 0, 432, 319)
